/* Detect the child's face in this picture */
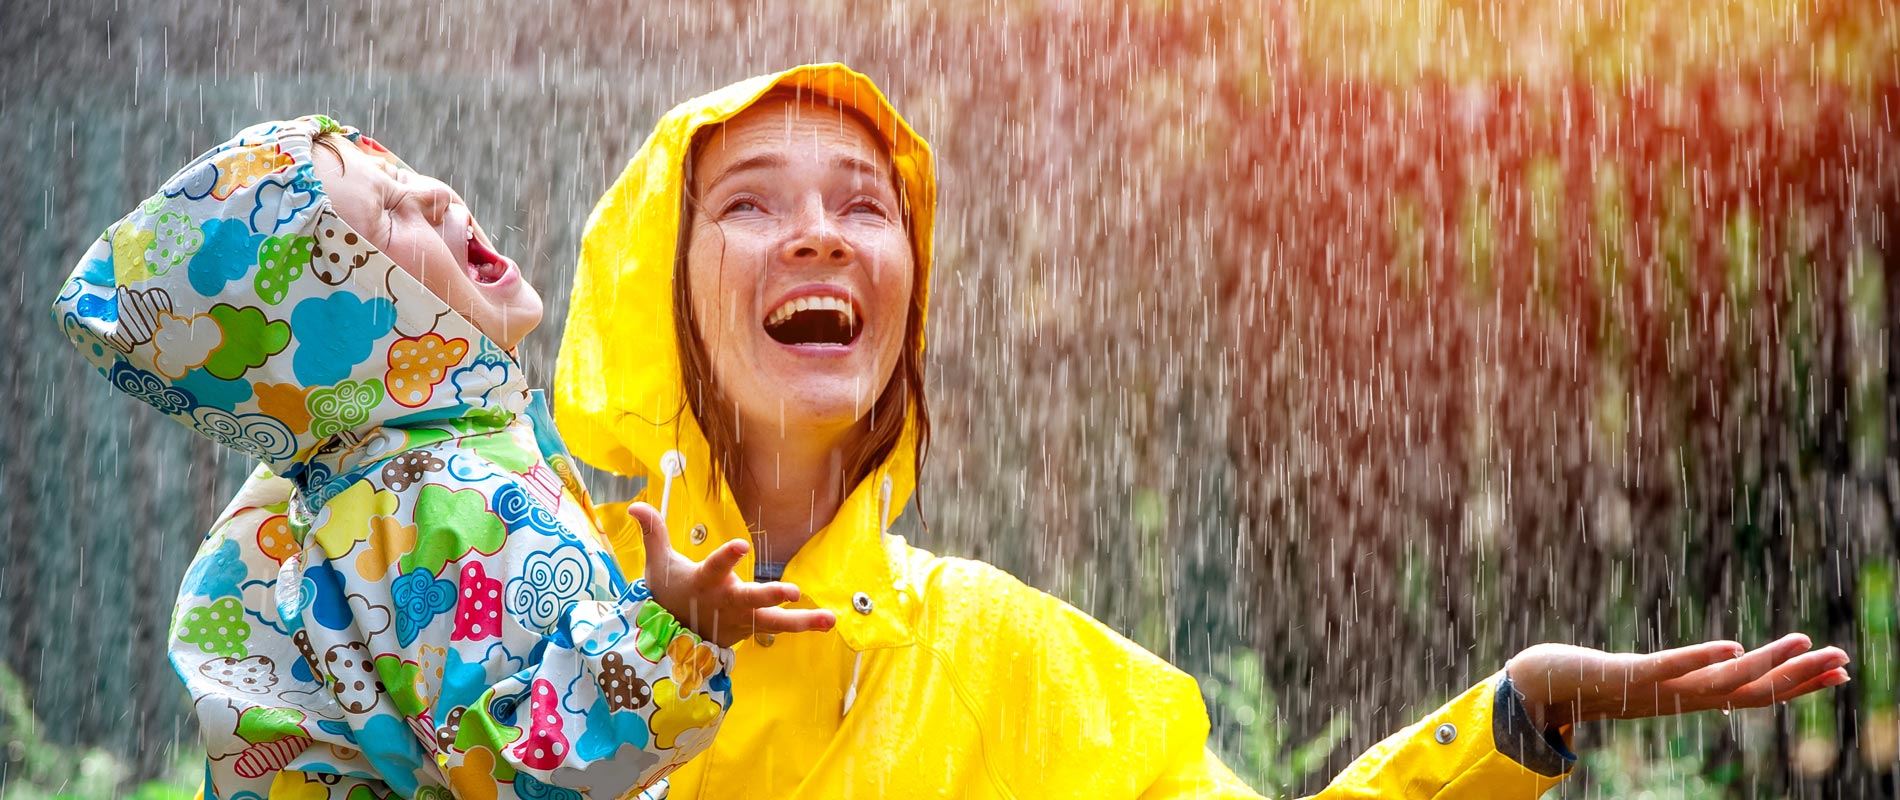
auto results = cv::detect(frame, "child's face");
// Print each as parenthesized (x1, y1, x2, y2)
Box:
(313, 137, 542, 351)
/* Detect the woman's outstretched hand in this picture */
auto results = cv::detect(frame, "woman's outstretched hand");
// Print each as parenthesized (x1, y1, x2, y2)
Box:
(628, 502, 837, 647)
(1507, 634, 1851, 730)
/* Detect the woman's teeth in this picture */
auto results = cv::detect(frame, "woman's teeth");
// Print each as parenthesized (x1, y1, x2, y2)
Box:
(766, 295, 855, 328)
(764, 294, 861, 346)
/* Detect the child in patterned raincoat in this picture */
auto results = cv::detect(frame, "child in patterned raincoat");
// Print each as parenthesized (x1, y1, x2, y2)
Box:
(52, 115, 832, 798)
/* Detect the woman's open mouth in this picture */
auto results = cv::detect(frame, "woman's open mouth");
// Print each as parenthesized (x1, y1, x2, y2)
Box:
(763, 291, 861, 347)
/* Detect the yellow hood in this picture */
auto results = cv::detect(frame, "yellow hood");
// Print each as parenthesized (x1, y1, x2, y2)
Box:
(554, 63, 935, 648)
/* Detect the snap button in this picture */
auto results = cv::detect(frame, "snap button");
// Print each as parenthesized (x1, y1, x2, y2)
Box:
(1434, 722, 1457, 745)
(753, 632, 776, 647)
(689, 523, 708, 545)
(852, 592, 874, 615)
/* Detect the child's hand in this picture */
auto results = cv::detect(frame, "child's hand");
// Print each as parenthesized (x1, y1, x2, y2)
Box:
(628, 502, 837, 647)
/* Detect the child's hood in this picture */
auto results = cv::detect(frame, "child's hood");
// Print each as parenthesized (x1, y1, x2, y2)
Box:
(52, 115, 529, 484)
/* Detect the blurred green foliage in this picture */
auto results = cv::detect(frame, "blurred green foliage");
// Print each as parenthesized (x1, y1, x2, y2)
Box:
(0, 665, 197, 799)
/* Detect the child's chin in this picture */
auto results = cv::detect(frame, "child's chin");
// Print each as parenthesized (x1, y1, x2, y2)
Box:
(478, 301, 545, 352)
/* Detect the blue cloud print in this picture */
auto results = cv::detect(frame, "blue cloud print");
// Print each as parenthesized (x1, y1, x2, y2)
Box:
(493, 482, 574, 543)
(300, 560, 353, 632)
(188, 217, 266, 296)
(391, 566, 457, 647)
(162, 159, 219, 201)
(289, 291, 395, 385)
(507, 545, 592, 630)
(181, 538, 245, 600)
(109, 361, 198, 416)
(247, 163, 320, 234)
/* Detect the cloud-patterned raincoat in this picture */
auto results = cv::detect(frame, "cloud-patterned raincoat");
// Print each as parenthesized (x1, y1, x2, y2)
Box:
(52, 116, 732, 799)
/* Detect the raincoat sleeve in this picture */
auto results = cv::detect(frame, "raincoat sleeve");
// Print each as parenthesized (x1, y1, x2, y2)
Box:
(1136, 672, 1571, 799)
(1298, 674, 1574, 799)
(975, 560, 1570, 799)
(296, 443, 734, 797)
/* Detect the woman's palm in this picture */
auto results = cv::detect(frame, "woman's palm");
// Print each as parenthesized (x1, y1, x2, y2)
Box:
(1507, 634, 1850, 729)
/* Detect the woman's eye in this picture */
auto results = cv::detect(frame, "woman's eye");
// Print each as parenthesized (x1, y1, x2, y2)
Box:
(847, 199, 889, 218)
(723, 198, 761, 215)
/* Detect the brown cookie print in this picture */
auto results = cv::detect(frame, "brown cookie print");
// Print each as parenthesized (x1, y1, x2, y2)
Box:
(380, 450, 445, 492)
(311, 212, 378, 285)
(322, 642, 384, 714)
(198, 655, 278, 696)
(598, 651, 652, 711)
(436, 705, 464, 751)
(292, 629, 325, 684)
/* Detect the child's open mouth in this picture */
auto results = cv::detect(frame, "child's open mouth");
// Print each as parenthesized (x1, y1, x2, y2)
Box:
(465, 226, 514, 285)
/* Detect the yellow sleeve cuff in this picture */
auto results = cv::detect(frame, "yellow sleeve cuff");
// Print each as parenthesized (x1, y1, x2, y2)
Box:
(1316, 672, 1570, 799)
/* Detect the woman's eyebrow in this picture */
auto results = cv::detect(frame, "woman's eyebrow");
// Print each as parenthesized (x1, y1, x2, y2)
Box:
(706, 152, 788, 195)
(835, 154, 889, 187)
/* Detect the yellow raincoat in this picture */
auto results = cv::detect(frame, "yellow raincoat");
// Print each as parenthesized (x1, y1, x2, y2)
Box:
(554, 63, 1572, 799)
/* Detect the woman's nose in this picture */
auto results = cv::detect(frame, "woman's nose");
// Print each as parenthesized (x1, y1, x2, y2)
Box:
(781, 206, 854, 266)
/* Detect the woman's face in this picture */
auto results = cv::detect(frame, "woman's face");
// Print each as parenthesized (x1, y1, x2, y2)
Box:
(685, 97, 914, 442)
(314, 136, 543, 351)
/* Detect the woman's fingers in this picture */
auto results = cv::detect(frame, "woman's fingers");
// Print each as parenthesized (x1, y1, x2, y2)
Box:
(1717, 648, 1851, 709)
(1664, 633, 1811, 695)
(752, 606, 837, 635)
(1514, 634, 1851, 724)
(1774, 668, 1853, 701)
(1630, 640, 1746, 684)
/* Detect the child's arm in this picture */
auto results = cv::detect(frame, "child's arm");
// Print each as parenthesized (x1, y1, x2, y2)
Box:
(293, 441, 821, 797)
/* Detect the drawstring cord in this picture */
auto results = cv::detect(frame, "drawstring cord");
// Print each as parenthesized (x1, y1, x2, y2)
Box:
(616, 450, 687, 607)
(881, 474, 907, 594)
(879, 473, 894, 536)
(658, 450, 685, 519)
(842, 652, 864, 716)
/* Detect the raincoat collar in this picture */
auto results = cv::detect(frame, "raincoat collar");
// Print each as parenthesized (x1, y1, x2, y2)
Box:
(54, 115, 530, 493)
(555, 64, 935, 650)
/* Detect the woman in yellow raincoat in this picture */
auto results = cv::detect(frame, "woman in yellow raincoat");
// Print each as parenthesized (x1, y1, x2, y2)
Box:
(554, 63, 1851, 798)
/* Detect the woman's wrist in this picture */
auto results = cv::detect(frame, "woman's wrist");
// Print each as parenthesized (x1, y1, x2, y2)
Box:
(1493, 674, 1581, 776)
(1505, 653, 1575, 732)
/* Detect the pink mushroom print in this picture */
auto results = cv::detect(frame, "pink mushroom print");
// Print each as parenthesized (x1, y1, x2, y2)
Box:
(452, 561, 503, 641)
(511, 679, 571, 771)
